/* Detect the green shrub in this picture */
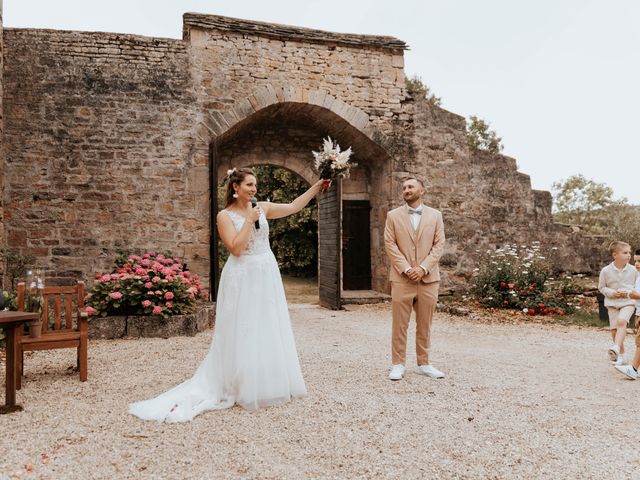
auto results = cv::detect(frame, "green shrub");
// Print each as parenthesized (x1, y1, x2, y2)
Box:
(405, 75, 442, 106)
(470, 242, 574, 315)
(466, 115, 504, 154)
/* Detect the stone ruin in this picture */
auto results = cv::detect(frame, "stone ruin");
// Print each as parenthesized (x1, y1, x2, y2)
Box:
(0, 10, 604, 304)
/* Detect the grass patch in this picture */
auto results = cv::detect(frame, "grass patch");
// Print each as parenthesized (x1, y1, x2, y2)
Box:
(553, 309, 608, 328)
(282, 276, 318, 304)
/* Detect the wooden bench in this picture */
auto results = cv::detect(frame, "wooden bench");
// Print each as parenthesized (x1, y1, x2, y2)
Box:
(16, 282, 88, 389)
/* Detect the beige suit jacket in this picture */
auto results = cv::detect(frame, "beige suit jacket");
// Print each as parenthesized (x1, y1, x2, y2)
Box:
(384, 204, 445, 284)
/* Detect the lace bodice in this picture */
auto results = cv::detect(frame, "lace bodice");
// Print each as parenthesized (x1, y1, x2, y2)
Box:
(224, 210, 271, 255)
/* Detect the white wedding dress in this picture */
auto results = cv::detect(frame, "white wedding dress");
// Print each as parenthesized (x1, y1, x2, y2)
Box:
(128, 210, 307, 422)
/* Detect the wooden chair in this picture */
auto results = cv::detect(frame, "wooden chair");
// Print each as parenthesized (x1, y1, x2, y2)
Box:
(16, 281, 88, 389)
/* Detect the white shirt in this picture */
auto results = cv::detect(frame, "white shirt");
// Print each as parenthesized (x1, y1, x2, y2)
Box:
(403, 205, 424, 275)
(408, 205, 423, 230)
(598, 262, 637, 308)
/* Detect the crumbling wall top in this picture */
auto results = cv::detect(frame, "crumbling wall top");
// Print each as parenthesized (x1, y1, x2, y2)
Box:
(183, 13, 408, 51)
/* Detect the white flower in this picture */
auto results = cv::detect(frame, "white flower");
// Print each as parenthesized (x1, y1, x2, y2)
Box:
(523, 308, 528, 313)
(312, 137, 355, 177)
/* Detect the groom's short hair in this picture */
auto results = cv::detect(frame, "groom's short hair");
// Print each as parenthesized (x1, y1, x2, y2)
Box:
(402, 176, 425, 187)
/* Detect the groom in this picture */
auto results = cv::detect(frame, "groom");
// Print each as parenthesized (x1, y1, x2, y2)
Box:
(384, 176, 445, 381)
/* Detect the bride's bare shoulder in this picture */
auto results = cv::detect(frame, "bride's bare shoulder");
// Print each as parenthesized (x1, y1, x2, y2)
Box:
(217, 209, 233, 222)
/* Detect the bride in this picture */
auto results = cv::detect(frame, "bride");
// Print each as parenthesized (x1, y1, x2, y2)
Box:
(129, 167, 329, 422)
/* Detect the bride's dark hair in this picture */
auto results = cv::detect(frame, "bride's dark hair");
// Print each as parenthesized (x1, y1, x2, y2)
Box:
(223, 167, 256, 207)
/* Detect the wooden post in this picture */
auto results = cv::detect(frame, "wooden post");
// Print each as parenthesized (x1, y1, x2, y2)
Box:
(318, 177, 342, 310)
(209, 142, 220, 300)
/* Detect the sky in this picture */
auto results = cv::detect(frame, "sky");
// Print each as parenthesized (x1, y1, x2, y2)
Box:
(4, 0, 639, 204)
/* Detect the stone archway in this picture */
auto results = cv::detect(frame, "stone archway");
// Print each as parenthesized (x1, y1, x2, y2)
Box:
(200, 88, 391, 308)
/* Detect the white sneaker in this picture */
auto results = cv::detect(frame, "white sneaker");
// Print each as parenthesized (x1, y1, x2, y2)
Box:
(613, 353, 629, 366)
(615, 364, 639, 380)
(389, 364, 406, 381)
(416, 364, 445, 379)
(607, 344, 620, 362)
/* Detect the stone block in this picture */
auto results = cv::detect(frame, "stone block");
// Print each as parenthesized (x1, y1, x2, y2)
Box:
(233, 97, 257, 121)
(349, 109, 370, 131)
(203, 114, 225, 136)
(187, 167, 209, 194)
(127, 314, 197, 338)
(391, 55, 404, 68)
(209, 110, 231, 130)
(221, 108, 240, 129)
(308, 90, 327, 107)
(89, 315, 127, 339)
(189, 28, 207, 47)
(322, 94, 336, 110)
(195, 122, 213, 142)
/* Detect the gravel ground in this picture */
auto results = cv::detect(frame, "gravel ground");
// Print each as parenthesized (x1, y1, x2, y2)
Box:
(2, 304, 640, 480)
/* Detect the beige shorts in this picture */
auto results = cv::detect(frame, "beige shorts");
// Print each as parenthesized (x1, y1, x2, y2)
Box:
(607, 305, 636, 330)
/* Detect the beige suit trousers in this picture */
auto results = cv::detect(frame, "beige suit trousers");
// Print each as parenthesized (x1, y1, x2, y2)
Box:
(391, 280, 439, 366)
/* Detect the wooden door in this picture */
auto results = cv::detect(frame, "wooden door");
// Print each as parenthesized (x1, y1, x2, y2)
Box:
(318, 177, 342, 310)
(342, 200, 372, 290)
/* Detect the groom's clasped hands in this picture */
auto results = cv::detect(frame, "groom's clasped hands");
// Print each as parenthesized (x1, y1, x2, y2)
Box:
(405, 266, 426, 282)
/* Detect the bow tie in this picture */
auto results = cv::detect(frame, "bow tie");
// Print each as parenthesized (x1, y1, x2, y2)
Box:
(408, 208, 422, 215)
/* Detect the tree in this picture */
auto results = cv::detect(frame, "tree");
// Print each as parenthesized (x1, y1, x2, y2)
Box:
(551, 174, 620, 229)
(405, 75, 441, 106)
(552, 174, 618, 215)
(466, 115, 504, 154)
(551, 175, 640, 248)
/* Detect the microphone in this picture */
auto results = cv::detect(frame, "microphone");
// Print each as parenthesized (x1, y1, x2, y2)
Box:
(250, 197, 260, 229)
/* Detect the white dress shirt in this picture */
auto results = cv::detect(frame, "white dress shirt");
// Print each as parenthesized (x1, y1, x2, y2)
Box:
(404, 205, 424, 275)
(408, 205, 423, 230)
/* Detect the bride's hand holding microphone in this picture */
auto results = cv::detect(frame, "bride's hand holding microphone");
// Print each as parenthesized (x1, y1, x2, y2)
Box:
(249, 197, 261, 229)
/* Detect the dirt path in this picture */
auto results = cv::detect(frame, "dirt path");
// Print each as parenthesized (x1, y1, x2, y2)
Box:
(1, 304, 639, 479)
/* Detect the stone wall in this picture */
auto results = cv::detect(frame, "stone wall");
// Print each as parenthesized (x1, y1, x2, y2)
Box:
(2, 28, 205, 285)
(0, 13, 606, 296)
(395, 96, 606, 287)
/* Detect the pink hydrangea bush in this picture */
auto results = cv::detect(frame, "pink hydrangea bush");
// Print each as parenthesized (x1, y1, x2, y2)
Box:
(86, 251, 208, 318)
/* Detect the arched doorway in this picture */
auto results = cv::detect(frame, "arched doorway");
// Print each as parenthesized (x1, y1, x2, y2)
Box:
(207, 100, 390, 309)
